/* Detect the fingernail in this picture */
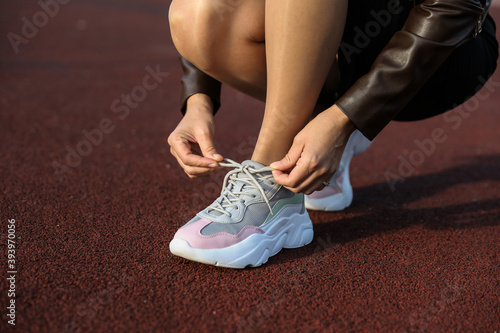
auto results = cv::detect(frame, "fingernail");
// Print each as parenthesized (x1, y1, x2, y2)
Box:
(270, 161, 280, 169)
(213, 154, 223, 160)
(208, 163, 218, 168)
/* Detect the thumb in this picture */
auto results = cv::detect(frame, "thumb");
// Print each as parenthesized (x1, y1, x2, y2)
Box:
(198, 135, 223, 162)
(270, 143, 303, 171)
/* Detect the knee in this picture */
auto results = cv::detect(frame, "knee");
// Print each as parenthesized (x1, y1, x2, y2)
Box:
(168, 0, 197, 56)
(169, 0, 221, 72)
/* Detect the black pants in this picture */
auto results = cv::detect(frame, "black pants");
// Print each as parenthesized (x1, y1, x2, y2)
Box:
(332, 0, 499, 122)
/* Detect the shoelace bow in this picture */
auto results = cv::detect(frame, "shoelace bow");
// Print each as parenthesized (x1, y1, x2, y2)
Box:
(208, 159, 275, 217)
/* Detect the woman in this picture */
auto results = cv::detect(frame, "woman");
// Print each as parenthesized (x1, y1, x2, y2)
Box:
(167, 0, 498, 268)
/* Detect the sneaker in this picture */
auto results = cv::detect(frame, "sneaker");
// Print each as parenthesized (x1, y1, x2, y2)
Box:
(305, 130, 371, 211)
(169, 159, 314, 268)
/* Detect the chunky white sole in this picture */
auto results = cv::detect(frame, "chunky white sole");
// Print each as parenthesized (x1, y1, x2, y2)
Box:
(169, 209, 313, 269)
(305, 168, 353, 211)
(305, 130, 371, 212)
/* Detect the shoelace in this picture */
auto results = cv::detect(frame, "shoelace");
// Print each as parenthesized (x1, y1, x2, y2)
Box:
(208, 159, 275, 217)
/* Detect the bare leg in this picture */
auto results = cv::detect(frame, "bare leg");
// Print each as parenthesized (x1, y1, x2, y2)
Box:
(253, 1, 348, 165)
(169, 0, 348, 164)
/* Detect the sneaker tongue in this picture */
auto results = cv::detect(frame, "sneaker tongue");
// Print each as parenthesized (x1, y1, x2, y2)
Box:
(236, 160, 272, 185)
(226, 159, 274, 204)
(203, 160, 275, 221)
(241, 160, 267, 169)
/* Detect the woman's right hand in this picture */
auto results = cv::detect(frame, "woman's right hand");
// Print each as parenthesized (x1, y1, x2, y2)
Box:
(167, 94, 224, 178)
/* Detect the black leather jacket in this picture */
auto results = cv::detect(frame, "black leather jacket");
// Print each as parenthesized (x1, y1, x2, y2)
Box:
(178, 0, 492, 140)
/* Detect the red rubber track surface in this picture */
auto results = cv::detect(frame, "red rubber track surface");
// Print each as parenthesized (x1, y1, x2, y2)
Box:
(1, 1, 499, 332)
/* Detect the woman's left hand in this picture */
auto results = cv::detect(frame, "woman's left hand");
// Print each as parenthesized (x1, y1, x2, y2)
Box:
(270, 104, 355, 195)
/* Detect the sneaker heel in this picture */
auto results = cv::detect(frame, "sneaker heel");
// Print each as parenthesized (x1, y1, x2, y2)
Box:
(283, 212, 314, 249)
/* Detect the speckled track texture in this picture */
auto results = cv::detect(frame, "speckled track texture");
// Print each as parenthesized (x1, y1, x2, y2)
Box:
(1, 1, 499, 332)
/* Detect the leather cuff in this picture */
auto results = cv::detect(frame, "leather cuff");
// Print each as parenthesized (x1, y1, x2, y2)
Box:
(180, 57, 222, 115)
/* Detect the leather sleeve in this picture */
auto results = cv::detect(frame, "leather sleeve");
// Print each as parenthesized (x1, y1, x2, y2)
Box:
(180, 56, 222, 115)
(336, 0, 491, 140)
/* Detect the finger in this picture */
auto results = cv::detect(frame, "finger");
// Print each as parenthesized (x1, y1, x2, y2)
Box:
(171, 136, 219, 168)
(272, 164, 310, 192)
(274, 161, 330, 194)
(272, 170, 296, 188)
(303, 166, 340, 194)
(304, 178, 329, 195)
(197, 134, 224, 163)
(298, 165, 339, 194)
(270, 141, 304, 171)
(171, 148, 219, 178)
(184, 165, 220, 178)
(289, 173, 325, 194)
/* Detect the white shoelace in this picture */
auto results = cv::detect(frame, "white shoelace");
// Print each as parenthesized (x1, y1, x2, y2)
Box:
(208, 159, 275, 217)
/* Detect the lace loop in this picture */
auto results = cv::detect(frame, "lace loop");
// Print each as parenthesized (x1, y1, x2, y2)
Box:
(208, 159, 275, 217)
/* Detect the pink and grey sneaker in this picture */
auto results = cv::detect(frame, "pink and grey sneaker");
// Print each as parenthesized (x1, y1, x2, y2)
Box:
(305, 130, 372, 211)
(170, 159, 313, 269)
